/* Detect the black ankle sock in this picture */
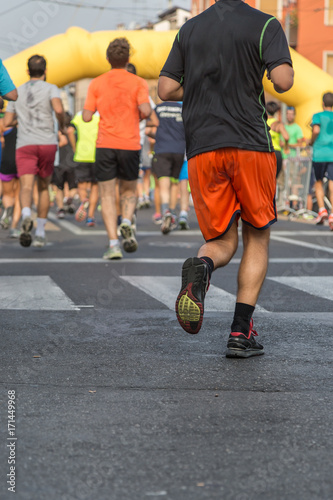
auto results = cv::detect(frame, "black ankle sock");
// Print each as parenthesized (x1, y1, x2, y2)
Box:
(231, 302, 255, 334)
(199, 256, 214, 279)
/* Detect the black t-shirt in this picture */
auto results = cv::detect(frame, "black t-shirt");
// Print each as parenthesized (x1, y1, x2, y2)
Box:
(160, 0, 292, 159)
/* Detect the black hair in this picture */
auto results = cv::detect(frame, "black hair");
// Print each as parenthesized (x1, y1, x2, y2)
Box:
(28, 55, 47, 77)
(266, 101, 280, 116)
(323, 92, 333, 108)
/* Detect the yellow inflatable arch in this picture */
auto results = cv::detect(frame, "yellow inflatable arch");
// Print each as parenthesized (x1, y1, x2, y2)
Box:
(4, 26, 333, 136)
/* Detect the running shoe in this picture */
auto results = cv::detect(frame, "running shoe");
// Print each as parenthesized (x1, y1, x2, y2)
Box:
(161, 211, 176, 235)
(57, 208, 65, 219)
(75, 200, 89, 222)
(137, 197, 145, 210)
(0, 206, 13, 229)
(178, 214, 190, 230)
(86, 217, 96, 227)
(32, 235, 47, 248)
(9, 228, 20, 239)
(144, 195, 151, 208)
(65, 198, 75, 214)
(119, 222, 138, 253)
(315, 208, 328, 225)
(103, 245, 123, 260)
(19, 216, 33, 247)
(329, 214, 333, 231)
(175, 257, 210, 334)
(226, 319, 264, 358)
(153, 213, 162, 225)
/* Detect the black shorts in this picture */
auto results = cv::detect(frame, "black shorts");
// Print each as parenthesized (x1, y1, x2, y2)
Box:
(74, 162, 97, 184)
(152, 153, 184, 179)
(95, 148, 140, 182)
(313, 161, 333, 181)
(52, 165, 77, 190)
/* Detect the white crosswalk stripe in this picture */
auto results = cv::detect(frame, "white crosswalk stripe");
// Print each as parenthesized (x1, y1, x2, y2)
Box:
(268, 276, 333, 301)
(0, 276, 79, 310)
(120, 276, 268, 312)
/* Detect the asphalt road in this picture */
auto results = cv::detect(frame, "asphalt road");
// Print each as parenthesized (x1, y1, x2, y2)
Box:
(0, 204, 332, 500)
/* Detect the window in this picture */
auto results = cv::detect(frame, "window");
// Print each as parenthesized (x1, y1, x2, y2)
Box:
(325, 0, 333, 25)
(256, 0, 282, 19)
(325, 53, 333, 77)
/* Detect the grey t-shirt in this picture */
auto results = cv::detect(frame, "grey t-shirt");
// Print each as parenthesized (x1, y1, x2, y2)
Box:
(7, 80, 61, 149)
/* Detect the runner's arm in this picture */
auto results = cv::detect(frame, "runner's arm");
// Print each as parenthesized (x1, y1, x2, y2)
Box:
(82, 109, 93, 123)
(146, 109, 159, 127)
(51, 97, 65, 132)
(2, 89, 18, 101)
(158, 76, 183, 101)
(139, 102, 152, 120)
(309, 125, 320, 146)
(3, 111, 16, 128)
(67, 125, 76, 152)
(268, 64, 294, 93)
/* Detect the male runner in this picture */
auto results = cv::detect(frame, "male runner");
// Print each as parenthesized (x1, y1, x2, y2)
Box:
(158, 0, 293, 357)
(310, 92, 333, 229)
(83, 38, 151, 259)
(5, 55, 65, 248)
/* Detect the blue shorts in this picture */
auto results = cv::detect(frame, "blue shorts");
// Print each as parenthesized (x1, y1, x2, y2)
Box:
(178, 160, 188, 181)
(313, 162, 333, 181)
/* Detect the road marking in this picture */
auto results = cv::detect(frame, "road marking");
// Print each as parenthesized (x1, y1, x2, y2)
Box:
(268, 276, 333, 301)
(0, 258, 332, 264)
(120, 276, 267, 312)
(49, 213, 332, 238)
(270, 235, 333, 254)
(0, 276, 79, 310)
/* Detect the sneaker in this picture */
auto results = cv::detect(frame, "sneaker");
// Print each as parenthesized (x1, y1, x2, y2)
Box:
(226, 319, 264, 358)
(153, 212, 162, 225)
(178, 214, 190, 230)
(0, 206, 13, 229)
(32, 235, 47, 248)
(119, 222, 138, 253)
(86, 217, 96, 227)
(315, 208, 328, 225)
(103, 245, 123, 260)
(175, 257, 210, 334)
(75, 200, 89, 222)
(9, 228, 20, 239)
(65, 197, 75, 214)
(144, 196, 151, 208)
(329, 214, 333, 231)
(136, 197, 145, 210)
(57, 208, 65, 219)
(161, 211, 176, 235)
(19, 216, 33, 247)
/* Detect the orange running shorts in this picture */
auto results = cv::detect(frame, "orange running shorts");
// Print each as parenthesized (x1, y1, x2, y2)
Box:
(188, 148, 277, 241)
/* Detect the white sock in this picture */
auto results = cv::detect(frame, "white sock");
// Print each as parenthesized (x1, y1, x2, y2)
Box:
(35, 218, 47, 237)
(109, 239, 119, 247)
(122, 218, 131, 226)
(22, 207, 31, 219)
(180, 210, 188, 218)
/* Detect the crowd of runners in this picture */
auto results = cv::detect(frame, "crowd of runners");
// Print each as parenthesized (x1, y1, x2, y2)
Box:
(0, 42, 193, 259)
(1, 0, 333, 358)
